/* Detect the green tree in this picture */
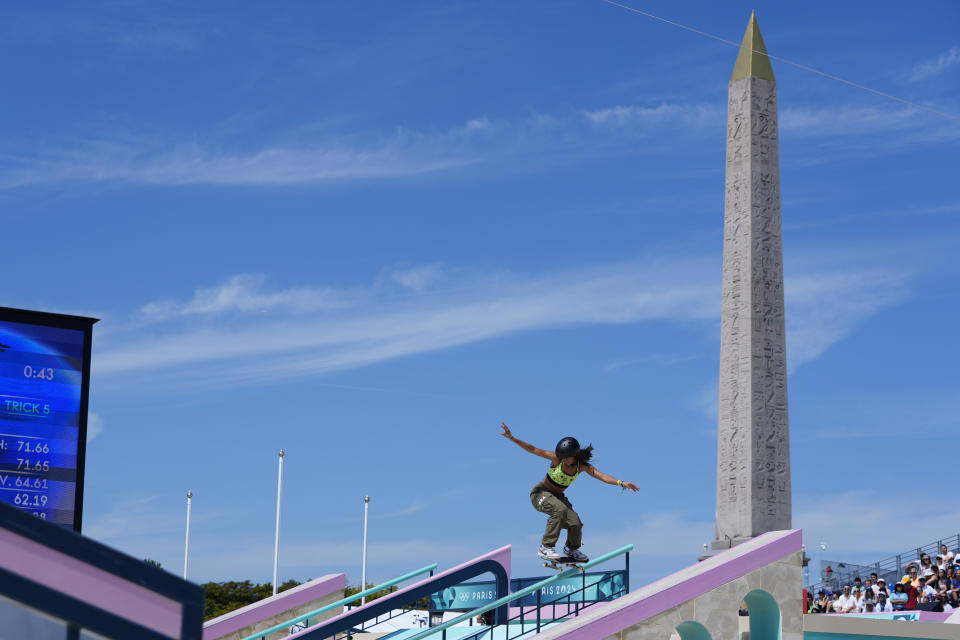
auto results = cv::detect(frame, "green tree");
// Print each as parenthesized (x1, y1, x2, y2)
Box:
(202, 579, 302, 621)
(143, 558, 162, 569)
(343, 583, 429, 610)
(202, 577, 432, 623)
(343, 582, 397, 607)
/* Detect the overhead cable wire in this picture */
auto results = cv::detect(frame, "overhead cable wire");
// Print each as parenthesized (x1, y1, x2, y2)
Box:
(601, 0, 960, 124)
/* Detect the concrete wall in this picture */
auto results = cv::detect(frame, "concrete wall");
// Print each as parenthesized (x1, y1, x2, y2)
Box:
(203, 573, 345, 640)
(601, 549, 802, 640)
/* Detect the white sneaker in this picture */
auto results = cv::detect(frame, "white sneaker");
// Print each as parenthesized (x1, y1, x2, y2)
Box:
(564, 547, 589, 563)
(538, 545, 562, 560)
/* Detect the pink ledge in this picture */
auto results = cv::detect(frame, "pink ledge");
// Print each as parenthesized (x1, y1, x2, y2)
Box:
(203, 573, 345, 640)
(536, 529, 803, 640)
(0, 527, 183, 639)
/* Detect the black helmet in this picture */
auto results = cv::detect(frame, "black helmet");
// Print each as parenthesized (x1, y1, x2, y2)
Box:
(555, 437, 580, 459)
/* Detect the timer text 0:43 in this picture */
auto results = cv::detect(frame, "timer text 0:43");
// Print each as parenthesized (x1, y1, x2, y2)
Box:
(23, 366, 55, 381)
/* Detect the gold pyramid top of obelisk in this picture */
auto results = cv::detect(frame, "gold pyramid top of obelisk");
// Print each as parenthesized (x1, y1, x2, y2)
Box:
(730, 11, 775, 83)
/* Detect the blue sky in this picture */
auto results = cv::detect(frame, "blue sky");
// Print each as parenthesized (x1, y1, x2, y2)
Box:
(3, 1, 959, 589)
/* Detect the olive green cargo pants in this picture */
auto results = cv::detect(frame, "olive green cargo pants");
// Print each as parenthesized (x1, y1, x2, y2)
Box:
(530, 484, 583, 549)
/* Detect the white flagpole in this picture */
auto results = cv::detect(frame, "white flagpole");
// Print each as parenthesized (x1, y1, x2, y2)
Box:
(361, 495, 370, 605)
(183, 491, 193, 579)
(273, 449, 284, 596)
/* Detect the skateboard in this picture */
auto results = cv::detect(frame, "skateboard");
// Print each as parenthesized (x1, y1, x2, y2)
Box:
(540, 556, 586, 572)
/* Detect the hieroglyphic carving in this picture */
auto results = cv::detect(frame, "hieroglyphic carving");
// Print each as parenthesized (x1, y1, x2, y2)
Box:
(716, 75, 791, 543)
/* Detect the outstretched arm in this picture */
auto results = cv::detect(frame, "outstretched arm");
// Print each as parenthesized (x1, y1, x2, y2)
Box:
(500, 422, 557, 462)
(584, 465, 639, 491)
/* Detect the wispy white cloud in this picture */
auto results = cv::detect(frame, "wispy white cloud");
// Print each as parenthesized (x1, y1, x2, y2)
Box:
(581, 103, 720, 128)
(781, 105, 923, 137)
(386, 264, 445, 292)
(682, 264, 911, 423)
(779, 104, 960, 161)
(82, 489, 458, 582)
(91, 254, 913, 394)
(93, 258, 717, 387)
(602, 353, 700, 373)
(0, 102, 719, 189)
(909, 45, 960, 81)
(0, 11, 202, 52)
(109, 25, 200, 52)
(794, 388, 959, 442)
(374, 501, 426, 519)
(583, 511, 714, 559)
(785, 200, 960, 232)
(796, 490, 960, 559)
(2, 94, 953, 189)
(785, 269, 912, 370)
(86, 411, 104, 441)
(0, 134, 475, 189)
(690, 379, 719, 424)
(137, 274, 352, 323)
(84, 495, 168, 541)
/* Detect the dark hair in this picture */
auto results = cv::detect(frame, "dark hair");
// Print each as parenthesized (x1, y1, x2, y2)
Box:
(575, 444, 594, 464)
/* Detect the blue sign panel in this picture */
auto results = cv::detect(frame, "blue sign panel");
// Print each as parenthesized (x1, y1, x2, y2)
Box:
(429, 583, 499, 611)
(0, 309, 96, 531)
(429, 571, 627, 611)
(511, 571, 626, 607)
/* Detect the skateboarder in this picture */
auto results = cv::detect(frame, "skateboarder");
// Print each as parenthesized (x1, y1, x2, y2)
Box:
(499, 422, 639, 563)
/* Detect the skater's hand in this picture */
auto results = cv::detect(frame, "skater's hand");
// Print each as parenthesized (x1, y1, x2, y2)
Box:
(499, 422, 513, 440)
(621, 481, 639, 492)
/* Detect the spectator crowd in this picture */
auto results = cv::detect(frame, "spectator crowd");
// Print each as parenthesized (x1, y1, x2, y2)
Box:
(808, 544, 960, 614)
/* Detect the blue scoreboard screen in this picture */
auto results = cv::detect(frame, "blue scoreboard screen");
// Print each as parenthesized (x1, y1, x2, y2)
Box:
(0, 308, 97, 532)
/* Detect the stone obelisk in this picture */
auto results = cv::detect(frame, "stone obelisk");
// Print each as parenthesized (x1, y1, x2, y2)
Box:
(711, 12, 791, 553)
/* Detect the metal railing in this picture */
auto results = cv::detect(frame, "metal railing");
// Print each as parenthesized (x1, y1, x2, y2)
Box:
(239, 563, 437, 640)
(329, 595, 424, 638)
(405, 545, 633, 640)
(458, 569, 628, 640)
(805, 533, 960, 594)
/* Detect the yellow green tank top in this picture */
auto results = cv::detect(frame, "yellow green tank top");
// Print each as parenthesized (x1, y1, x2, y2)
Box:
(547, 461, 580, 488)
